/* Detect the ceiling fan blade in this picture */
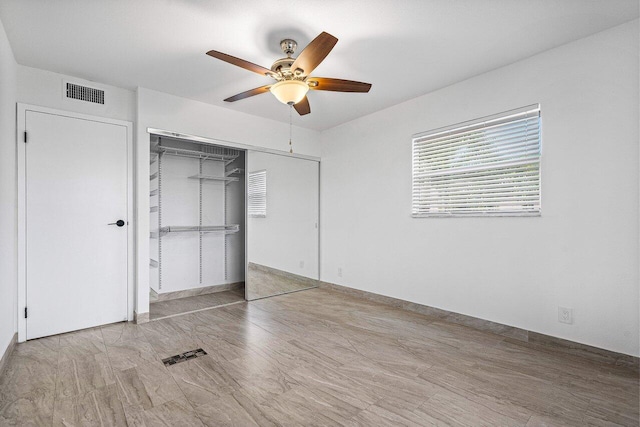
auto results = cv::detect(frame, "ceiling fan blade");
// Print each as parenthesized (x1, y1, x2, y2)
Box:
(307, 77, 372, 93)
(291, 32, 338, 77)
(293, 96, 311, 115)
(224, 85, 272, 102)
(206, 50, 274, 77)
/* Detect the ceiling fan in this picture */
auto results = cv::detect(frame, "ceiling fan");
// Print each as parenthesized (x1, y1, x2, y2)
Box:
(206, 31, 372, 116)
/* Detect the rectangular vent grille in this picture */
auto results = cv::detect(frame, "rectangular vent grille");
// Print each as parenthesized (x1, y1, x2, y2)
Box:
(66, 82, 104, 104)
(162, 348, 207, 366)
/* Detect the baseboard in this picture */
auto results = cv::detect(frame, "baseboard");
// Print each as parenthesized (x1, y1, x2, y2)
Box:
(526, 332, 638, 371)
(249, 263, 317, 287)
(319, 281, 639, 371)
(0, 333, 17, 378)
(134, 311, 150, 324)
(150, 282, 244, 304)
(247, 263, 318, 301)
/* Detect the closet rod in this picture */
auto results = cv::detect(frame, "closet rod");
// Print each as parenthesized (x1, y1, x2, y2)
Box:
(188, 174, 239, 182)
(159, 224, 240, 235)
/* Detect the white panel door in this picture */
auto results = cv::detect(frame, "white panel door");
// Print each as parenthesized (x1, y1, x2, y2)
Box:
(25, 111, 128, 339)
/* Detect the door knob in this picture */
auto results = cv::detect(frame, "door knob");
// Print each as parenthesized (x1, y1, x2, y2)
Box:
(108, 220, 125, 227)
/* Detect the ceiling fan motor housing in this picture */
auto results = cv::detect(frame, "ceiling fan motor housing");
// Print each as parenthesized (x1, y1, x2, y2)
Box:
(272, 39, 306, 79)
(280, 39, 297, 56)
(271, 57, 296, 77)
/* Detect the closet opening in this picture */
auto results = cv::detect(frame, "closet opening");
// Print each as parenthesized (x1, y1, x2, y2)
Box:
(149, 135, 246, 320)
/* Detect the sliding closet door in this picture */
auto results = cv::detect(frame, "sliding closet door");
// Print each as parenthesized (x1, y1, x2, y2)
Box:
(246, 152, 319, 300)
(25, 111, 129, 339)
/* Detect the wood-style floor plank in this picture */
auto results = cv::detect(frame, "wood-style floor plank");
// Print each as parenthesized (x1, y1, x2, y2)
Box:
(0, 287, 637, 426)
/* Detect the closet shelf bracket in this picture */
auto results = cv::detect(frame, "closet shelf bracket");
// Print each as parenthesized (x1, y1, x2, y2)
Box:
(225, 168, 243, 177)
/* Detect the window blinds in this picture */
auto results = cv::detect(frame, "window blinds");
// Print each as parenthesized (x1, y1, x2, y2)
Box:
(412, 105, 541, 217)
(248, 170, 267, 217)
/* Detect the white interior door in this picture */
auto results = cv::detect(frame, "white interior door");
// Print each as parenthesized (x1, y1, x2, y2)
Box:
(25, 111, 128, 339)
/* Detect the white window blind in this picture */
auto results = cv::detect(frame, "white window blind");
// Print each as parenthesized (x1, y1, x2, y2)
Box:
(412, 105, 541, 217)
(248, 170, 267, 217)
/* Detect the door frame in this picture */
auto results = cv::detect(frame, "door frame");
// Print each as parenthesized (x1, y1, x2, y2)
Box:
(16, 103, 134, 342)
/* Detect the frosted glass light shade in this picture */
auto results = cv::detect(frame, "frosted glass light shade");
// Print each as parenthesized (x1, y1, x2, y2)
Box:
(270, 80, 309, 105)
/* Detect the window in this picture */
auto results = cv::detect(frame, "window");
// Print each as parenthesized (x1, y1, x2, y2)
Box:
(412, 105, 541, 217)
(248, 170, 267, 217)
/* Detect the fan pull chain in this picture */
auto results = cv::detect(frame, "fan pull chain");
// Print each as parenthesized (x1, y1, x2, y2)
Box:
(289, 105, 293, 154)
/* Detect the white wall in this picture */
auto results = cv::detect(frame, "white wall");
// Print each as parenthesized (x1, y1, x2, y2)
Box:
(17, 65, 135, 122)
(320, 20, 639, 356)
(136, 88, 321, 315)
(0, 17, 17, 358)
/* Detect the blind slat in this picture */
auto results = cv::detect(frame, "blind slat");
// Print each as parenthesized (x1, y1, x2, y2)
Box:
(414, 173, 539, 187)
(415, 116, 538, 144)
(413, 121, 540, 154)
(416, 145, 541, 171)
(414, 156, 540, 178)
(414, 186, 540, 198)
(415, 168, 538, 182)
(413, 134, 540, 162)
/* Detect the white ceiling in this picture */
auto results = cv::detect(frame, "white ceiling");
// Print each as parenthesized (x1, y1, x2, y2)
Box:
(0, 0, 637, 130)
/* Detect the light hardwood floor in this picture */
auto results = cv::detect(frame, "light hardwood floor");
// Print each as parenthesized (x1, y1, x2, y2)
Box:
(0, 288, 637, 426)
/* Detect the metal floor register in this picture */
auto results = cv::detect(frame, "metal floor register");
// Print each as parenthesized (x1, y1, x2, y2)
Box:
(162, 348, 208, 366)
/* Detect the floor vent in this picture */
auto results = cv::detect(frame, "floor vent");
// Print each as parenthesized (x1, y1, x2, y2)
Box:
(66, 82, 105, 104)
(162, 348, 207, 366)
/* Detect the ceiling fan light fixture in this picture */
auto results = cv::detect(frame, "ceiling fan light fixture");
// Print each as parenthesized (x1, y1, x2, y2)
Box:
(270, 80, 309, 105)
(206, 31, 371, 116)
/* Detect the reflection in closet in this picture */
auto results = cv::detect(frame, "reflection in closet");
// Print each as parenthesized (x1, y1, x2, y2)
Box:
(149, 136, 245, 320)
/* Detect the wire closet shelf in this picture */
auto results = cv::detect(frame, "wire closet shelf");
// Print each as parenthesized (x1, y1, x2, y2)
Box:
(150, 224, 240, 239)
(153, 144, 241, 166)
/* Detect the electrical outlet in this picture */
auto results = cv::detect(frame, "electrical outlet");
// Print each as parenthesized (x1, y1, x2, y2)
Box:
(299, 261, 304, 268)
(337, 267, 342, 277)
(558, 307, 573, 324)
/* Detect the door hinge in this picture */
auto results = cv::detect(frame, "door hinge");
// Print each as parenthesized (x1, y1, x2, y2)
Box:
(24, 307, 27, 318)
(23, 131, 27, 143)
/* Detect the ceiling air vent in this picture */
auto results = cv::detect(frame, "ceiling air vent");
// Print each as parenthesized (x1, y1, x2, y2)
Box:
(66, 82, 105, 104)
